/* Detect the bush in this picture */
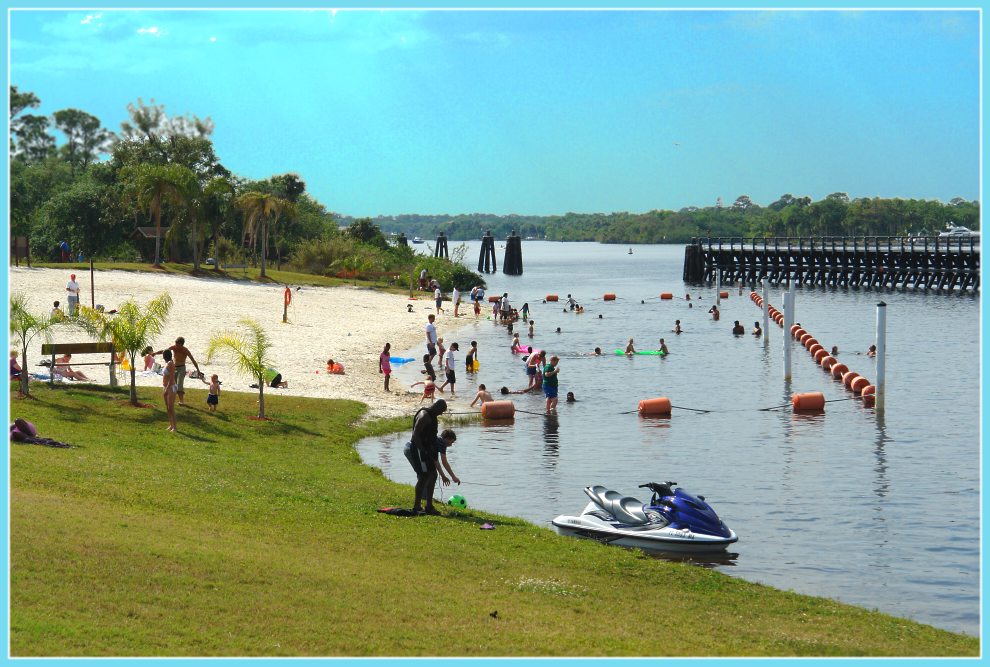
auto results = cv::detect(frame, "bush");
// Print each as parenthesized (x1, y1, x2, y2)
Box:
(415, 256, 486, 292)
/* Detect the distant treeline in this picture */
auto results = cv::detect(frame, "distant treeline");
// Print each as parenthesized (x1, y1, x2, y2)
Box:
(343, 194, 980, 244)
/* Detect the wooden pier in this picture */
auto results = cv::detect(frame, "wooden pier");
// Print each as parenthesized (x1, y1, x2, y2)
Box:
(683, 237, 980, 292)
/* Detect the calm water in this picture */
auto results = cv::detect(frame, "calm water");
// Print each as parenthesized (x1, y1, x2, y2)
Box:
(357, 241, 980, 635)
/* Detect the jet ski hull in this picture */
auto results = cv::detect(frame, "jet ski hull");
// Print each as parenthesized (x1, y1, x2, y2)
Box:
(551, 514, 737, 553)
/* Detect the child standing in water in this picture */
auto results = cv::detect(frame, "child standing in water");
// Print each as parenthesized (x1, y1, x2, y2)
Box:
(521, 303, 530, 320)
(465, 341, 478, 373)
(528, 319, 535, 337)
(206, 374, 221, 412)
(379, 342, 392, 391)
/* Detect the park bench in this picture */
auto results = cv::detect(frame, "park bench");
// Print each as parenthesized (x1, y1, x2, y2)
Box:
(40, 342, 117, 387)
(221, 262, 248, 277)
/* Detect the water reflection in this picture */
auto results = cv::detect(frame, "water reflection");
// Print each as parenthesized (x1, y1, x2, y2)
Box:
(542, 414, 559, 469)
(645, 549, 740, 569)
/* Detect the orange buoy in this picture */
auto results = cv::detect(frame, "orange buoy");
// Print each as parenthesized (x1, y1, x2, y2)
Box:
(481, 400, 515, 420)
(792, 392, 826, 412)
(790, 324, 801, 336)
(284, 286, 292, 306)
(799, 333, 812, 346)
(660, 292, 673, 300)
(545, 294, 559, 302)
(793, 328, 806, 340)
(719, 291, 729, 298)
(604, 293, 617, 301)
(830, 363, 849, 379)
(850, 376, 870, 394)
(638, 397, 672, 416)
(821, 355, 837, 370)
(813, 348, 828, 363)
(861, 385, 876, 397)
(809, 343, 824, 355)
(862, 393, 876, 408)
(806, 338, 820, 351)
(841, 371, 860, 388)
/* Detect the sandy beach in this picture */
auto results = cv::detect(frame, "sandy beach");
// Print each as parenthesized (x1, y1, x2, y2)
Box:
(10, 268, 471, 418)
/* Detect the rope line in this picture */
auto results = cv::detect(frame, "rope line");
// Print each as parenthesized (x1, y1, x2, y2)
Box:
(671, 405, 712, 414)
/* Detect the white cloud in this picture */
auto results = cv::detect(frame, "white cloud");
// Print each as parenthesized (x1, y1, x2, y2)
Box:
(137, 26, 162, 37)
(209, 36, 217, 43)
(80, 13, 102, 25)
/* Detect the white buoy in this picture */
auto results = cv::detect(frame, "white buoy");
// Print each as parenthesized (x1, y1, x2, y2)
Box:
(782, 291, 792, 381)
(876, 301, 887, 411)
(761, 278, 769, 343)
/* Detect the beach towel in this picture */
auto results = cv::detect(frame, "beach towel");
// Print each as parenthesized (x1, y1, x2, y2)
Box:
(377, 507, 420, 517)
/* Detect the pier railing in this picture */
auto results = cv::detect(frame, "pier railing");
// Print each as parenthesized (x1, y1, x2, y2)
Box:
(683, 236, 980, 292)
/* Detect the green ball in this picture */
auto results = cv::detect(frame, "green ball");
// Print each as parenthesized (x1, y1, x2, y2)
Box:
(448, 494, 467, 509)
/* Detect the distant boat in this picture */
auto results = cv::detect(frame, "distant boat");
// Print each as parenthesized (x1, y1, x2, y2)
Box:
(628, 248, 633, 254)
(412, 237, 424, 244)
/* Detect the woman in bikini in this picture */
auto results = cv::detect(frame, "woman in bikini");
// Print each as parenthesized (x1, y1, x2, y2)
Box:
(162, 349, 178, 432)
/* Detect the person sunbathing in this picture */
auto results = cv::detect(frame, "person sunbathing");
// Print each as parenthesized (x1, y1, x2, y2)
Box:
(54, 354, 89, 381)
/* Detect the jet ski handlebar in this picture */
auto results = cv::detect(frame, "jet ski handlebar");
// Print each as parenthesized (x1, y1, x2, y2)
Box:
(639, 482, 677, 504)
(639, 481, 677, 493)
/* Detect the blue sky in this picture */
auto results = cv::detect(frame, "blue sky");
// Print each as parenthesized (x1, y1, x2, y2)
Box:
(8, 8, 981, 217)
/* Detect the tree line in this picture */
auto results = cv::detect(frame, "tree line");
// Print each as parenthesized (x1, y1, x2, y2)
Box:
(348, 193, 979, 244)
(10, 86, 462, 287)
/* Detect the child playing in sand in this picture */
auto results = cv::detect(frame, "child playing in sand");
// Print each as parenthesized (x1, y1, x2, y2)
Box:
(470, 383, 494, 407)
(379, 342, 392, 392)
(206, 374, 221, 412)
(326, 359, 345, 374)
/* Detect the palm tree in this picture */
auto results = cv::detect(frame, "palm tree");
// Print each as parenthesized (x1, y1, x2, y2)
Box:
(121, 163, 196, 267)
(202, 177, 235, 272)
(76, 293, 173, 406)
(206, 318, 273, 418)
(10, 293, 62, 397)
(236, 192, 296, 279)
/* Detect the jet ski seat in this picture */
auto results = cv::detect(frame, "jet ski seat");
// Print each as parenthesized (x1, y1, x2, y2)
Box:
(584, 485, 649, 525)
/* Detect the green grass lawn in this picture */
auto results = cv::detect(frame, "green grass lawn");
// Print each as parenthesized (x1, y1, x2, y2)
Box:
(9, 383, 979, 657)
(24, 261, 409, 294)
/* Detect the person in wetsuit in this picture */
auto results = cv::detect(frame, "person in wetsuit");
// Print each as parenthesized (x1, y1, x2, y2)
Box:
(404, 399, 448, 515)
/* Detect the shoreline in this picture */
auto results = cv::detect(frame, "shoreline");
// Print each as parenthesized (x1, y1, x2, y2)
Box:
(10, 267, 475, 419)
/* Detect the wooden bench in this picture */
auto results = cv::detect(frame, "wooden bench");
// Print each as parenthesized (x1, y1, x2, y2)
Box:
(221, 262, 249, 278)
(40, 342, 117, 387)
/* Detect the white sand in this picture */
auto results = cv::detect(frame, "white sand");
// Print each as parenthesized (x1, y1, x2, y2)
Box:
(9, 268, 471, 418)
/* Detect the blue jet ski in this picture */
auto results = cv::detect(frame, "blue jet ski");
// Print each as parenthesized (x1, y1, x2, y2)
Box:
(552, 481, 737, 553)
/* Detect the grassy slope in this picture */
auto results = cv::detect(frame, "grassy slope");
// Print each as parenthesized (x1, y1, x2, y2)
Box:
(9, 384, 978, 657)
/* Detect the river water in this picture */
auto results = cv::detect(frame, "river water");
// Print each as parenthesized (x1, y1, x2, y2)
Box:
(356, 241, 980, 636)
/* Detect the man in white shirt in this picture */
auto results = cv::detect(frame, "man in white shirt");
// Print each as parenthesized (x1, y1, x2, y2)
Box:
(425, 314, 438, 363)
(438, 342, 459, 397)
(499, 293, 510, 320)
(452, 286, 461, 317)
(65, 273, 80, 316)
